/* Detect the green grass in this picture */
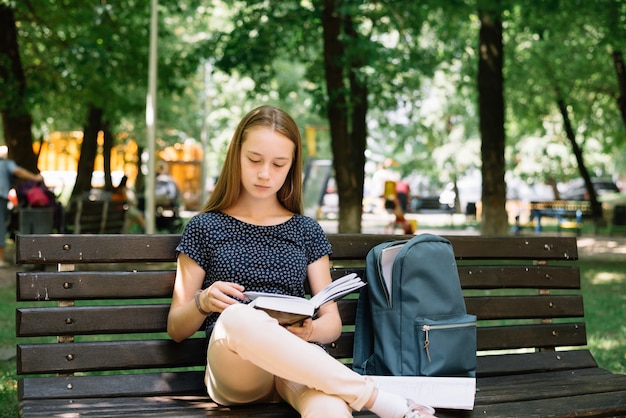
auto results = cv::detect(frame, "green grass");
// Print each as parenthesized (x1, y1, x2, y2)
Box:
(0, 285, 18, 417)
(1, 258, 625, 417)
(1, 358, 18, 418)
(579, 260, 626, 373)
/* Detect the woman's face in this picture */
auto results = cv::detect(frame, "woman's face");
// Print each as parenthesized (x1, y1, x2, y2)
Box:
(239, 127, 294, 201)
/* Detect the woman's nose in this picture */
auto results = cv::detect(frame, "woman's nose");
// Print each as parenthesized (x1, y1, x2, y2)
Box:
(258, 165, 270, 179)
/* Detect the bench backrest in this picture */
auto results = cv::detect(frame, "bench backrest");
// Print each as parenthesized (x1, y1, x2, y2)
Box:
(15, 234, 584, 401)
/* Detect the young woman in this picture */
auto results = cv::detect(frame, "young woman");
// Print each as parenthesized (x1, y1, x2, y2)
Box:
(167, 105, 436, 418)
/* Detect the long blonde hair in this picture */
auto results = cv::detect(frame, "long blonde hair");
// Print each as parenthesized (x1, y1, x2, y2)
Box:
(201, 105, 303, 214)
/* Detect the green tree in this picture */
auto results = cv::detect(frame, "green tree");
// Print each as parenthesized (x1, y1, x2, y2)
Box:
(7, 1, 206, 198)
(505, 0, 626, 229)
(209, 0, 454, 232)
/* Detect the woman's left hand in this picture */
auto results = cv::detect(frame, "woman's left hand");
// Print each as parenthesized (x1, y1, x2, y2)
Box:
(286, 317, 314, 341)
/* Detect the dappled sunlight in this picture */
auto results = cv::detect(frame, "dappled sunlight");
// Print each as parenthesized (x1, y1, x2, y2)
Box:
(589, 335, 623, 351)
(589, 270, 626, 285)
(577, 237, 626, 260)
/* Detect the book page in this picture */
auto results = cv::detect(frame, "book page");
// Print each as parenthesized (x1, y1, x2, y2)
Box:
(253, 307, 311, 326)
(244, 291, 303, 302)
(309, 273, 365, 308)
(370, 376, 476, 410)
(379, 243, 404, 303)
(250, 296, 314, 317)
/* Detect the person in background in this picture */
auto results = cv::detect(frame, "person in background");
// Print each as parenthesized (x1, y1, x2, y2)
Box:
(167, 106, 436, 418)
(395, 180, 410, 214)
(0, 145, 44, 267)
(371, 158, 400, 214)
(112, 175, 146, 233)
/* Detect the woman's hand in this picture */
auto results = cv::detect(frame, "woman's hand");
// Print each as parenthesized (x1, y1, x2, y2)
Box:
(199, 281, 246, 314)
(286, 317, 314, 341)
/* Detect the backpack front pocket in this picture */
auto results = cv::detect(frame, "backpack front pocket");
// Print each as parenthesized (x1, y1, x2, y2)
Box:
(416, 314, 477, 377)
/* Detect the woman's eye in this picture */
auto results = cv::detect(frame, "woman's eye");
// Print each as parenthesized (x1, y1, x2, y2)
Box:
(248, 158, 261, 163)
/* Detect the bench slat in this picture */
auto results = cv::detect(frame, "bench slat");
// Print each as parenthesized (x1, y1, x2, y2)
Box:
(25, 261, 581, 297)
(475, 367, 626, 407)
(16, 298, 358, 337)
(16, 234, 579, 264)
(472, 368, 626, 417)
(17, 269, 363, 301)
(17, 271, 176, 301)
(329, 235, 579, 260)
(458, 265, 580, 289)
(445, 235, 579, 260)
(19, 371, 206, 400)
(329, 323, 589, 362)
(477, 323, 587, 351)
(16, 265, 580, 303)
(475, 350, 598, 376)
(16, 295, 584, 337)
(465, 295, 584, 320)
(17, 323, 587, 374)
(475, 390, 626, 418)
(17, 339, 207, 374)
(16, 234, 181, 264)
(17, 337, 356, 375)
(19, 396, 301, 417)
(16, 305, 170, 336)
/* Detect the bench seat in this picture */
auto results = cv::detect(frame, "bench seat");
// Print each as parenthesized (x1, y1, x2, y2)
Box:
(15, 234, 626, 417)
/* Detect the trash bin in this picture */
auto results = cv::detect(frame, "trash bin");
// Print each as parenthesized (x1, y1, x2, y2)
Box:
(19, 207, 54, 234)
(613, 205, 626, 226)
(466, 202, 477, 217)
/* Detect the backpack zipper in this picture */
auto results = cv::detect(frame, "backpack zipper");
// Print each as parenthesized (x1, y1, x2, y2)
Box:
(422, 322, 476, 362)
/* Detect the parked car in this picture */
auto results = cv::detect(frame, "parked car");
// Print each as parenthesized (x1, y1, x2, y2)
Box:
(559, 178, 620, 200)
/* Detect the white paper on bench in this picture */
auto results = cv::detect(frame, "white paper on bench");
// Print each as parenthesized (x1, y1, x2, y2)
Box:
(370, 376, 476, 410)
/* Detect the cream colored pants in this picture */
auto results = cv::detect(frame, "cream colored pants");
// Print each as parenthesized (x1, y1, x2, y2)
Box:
(205, 303, 375, 417)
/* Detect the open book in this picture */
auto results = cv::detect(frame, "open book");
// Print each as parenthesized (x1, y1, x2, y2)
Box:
(244, 273, 366, 326)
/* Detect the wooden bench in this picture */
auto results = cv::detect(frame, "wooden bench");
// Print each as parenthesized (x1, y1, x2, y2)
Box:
(15, 234, 626, 417)
(63, 197, 128, 234)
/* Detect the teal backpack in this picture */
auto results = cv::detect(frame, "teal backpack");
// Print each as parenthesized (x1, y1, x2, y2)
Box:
(353, 233, 476, 377)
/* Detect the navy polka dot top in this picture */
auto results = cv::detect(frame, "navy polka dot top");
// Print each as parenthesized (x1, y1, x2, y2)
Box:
(176, 211, 332, 337)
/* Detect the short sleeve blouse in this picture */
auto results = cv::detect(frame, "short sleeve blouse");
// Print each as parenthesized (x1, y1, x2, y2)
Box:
(176, 212, 332, 336)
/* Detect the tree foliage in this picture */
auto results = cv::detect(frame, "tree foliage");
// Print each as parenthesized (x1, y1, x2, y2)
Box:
(2, 0, 626, 234)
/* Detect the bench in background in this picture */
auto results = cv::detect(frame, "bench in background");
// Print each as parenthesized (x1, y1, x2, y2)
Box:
(514, 200, 592, 235)
(15, 234, 626, 417)
(63, 198, 127, 234)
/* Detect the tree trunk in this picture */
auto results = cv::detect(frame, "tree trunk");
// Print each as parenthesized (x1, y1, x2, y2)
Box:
(555, 92, 602, 231)
(72, 105, 103, 198)
(611, 50, 626, 128)
(343, 12, 366, 233)
(321, 0, 365, 233)
(102, 122, 113, 190)
(0, 5, 38, 171)
(478, 6, 508, 235)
